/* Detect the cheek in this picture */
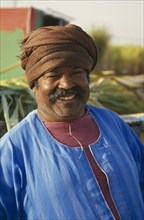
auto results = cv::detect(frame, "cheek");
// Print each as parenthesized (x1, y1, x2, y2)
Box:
(85, 86, 90, 100)
(34, 87, 48, 104)
(37, 80, 55, 95)
(35, 81, 57, 105)
(40, 81, 51, 92)
(84, 79, 90, 98)
(79, 81, 90, 101)
(80, 77, 90, 92)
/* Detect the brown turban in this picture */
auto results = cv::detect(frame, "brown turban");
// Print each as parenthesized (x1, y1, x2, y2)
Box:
(20, 24, 98, 88)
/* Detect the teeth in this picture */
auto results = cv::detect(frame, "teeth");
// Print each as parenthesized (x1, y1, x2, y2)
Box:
(59, 94, 75, 100)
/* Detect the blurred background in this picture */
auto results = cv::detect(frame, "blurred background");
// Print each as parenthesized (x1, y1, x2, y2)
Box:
(0, 0, 144, 140)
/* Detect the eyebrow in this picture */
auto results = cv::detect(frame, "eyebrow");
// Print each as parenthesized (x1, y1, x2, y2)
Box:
(43, 68, 57, 74)
(41, 68, 57, 77)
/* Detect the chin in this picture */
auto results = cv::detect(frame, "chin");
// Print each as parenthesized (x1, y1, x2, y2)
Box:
(56, 110, 83, 121)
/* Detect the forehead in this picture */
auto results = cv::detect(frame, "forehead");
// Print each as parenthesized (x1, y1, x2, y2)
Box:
(48, 66, 84, 72)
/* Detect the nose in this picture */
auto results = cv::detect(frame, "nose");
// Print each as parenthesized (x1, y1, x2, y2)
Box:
(58, 75, 75, 90)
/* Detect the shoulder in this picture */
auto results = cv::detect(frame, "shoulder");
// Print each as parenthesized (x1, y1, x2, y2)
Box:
(87, 104, 141, 138)
(0, 110, 38, 147)
(87, 104, 144, 161)
(87, 104, 122, 122)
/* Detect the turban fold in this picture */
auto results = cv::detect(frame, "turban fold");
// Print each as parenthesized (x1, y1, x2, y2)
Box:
(20, 24, 98, 88)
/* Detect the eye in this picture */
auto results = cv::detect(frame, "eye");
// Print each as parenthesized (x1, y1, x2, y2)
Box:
(48, 74, 59, 78)
(72, 69, 85, 76)
(43, 72, 60, 79)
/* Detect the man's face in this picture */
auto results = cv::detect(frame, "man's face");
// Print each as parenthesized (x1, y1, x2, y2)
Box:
(33, 66, 90, 122)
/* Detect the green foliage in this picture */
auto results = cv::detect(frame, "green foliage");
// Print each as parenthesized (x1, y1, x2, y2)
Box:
(88, 27, 144, 75)
(101, 45, 144, 75)
(89, 73, 144, 115)
(0, 78, 36, 131)
(89, 26, 111, 61)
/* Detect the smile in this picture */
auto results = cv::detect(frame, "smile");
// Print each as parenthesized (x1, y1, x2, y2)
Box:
(49, 87, 83, 103)
(59, 94, 75, 101)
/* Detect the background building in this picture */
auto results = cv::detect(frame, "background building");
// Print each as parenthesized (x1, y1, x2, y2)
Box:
(0, 7, 69, 80)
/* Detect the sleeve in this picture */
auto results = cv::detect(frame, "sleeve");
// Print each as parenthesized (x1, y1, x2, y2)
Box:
(0, 136, 23, 220)
(125, 123, 144, 202)
(113, 112, 144, 202)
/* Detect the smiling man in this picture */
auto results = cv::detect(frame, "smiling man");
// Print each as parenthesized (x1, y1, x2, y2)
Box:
(0, 24, 144, 220)
(33, 66, 90, 121)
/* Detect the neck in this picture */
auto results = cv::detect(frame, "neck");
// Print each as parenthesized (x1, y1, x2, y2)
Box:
(43, 110, 100, 147)
(37, 107, 87, 122)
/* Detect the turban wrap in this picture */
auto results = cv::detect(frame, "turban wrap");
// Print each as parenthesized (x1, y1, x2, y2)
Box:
(20, 24, 98, 88)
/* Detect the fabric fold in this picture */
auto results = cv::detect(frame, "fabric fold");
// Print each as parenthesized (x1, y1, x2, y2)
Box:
(20, 24, 98, 88)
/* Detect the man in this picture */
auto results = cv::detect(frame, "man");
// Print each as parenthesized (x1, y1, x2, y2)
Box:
(0, 24, 144, 220)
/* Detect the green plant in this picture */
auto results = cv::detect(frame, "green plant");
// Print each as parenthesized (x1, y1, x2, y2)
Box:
(0, 78, 36, 131)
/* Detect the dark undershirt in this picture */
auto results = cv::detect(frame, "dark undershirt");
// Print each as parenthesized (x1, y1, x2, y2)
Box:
(43, 112, 120, 219)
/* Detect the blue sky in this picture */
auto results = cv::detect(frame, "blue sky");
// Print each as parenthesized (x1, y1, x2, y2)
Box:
(1, 0, 143, 46)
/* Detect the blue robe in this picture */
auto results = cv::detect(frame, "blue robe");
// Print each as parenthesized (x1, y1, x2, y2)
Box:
(0, 105, 144, 219)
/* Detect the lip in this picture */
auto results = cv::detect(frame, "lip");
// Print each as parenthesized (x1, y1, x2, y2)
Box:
(59, 94, 75, 101)
(56, 95, 80, 104)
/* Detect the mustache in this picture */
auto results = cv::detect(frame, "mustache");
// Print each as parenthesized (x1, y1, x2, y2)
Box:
(49, 87, 83, 103)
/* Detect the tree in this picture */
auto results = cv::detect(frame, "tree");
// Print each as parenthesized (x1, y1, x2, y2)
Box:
(89, 26, 111, 72)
